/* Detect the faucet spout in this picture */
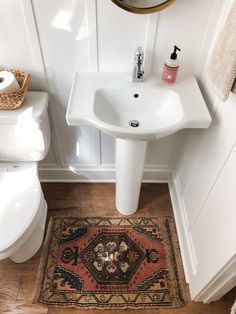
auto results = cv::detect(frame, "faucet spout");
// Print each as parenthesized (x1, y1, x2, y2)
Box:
(132, 46, 144, 82)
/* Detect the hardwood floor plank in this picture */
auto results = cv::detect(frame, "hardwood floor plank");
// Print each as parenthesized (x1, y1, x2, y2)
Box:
(0, 300, 48, 314)
(41, 183, 117, 212)
(17, 275, 37, 300)
(158, 299, 232, 314)
(0, 183, 235, 314)
(42, 183, 172, 217)
(0, 275, 21, 301)
(0, 250, 41, 276)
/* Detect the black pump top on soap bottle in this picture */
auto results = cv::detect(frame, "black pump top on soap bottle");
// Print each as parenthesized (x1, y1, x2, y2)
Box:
(170, 45, 181, 60)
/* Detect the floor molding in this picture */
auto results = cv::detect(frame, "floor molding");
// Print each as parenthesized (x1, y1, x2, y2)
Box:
(39, 166, 172, 183)
(168, 175, 197, 284)
(193, 254, 236, 303)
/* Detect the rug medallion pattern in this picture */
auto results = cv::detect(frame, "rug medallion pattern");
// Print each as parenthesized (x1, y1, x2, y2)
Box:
(35, 217, 185, 309)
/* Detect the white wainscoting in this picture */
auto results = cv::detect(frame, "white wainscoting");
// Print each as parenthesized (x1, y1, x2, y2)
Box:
(6, 0, 218, 182)
(169, 172, 236, 303)
(172, 0, 236, 302)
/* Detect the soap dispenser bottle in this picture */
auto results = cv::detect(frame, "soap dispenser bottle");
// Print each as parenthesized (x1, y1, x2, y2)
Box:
(162, 45, 181, 84)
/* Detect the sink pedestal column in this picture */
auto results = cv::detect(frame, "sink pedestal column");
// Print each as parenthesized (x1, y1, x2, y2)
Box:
(115, 139, 147, 215)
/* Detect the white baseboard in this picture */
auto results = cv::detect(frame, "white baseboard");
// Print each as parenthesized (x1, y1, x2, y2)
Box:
(39, 167, 116, 182)
(168, 175, 198, 284)
(38, 166, 173, 182)
(194, 254, 236, 303)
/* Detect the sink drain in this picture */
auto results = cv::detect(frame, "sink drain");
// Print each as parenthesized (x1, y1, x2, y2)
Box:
(129, 120, 140, 127)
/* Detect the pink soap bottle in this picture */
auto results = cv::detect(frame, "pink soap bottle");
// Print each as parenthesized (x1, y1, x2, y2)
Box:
(162, 45, 181, 84)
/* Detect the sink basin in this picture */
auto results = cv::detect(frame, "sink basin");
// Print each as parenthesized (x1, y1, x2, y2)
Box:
(94, 87, 184, 134)
(67, 72, 212, 215)
(67, 72, 211, 140)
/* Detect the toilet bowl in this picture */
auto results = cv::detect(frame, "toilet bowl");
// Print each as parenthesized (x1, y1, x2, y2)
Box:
(0, 92, 51, 263)
(0, 163, 47, 262)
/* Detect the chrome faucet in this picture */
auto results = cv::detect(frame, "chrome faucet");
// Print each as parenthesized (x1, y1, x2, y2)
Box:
(132, 46, 144, 82)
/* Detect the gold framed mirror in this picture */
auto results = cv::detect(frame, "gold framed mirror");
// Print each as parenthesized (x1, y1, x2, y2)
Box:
(111, 0, 176, 14)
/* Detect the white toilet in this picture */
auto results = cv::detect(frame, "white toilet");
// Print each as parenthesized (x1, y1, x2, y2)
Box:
(0, 92, 51, 263)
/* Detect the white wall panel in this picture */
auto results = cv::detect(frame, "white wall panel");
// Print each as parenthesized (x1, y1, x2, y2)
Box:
(174, 130, 202, 196)
(32, 0, 98, 166)
(100, 133, 115, 166)
(190, 140, 236, 297)
(40, 144, 57, 165)
(101, 132, 178, 167)
(0, 0, 39, 89)
(175, 94, 236, 229)
(171, 0, 236, 300)
(1, 0, 221, 181)
(153, 0, 214, 76)
(62, 126, 99, 166)
(145, 134, 178, 166)
(181, 94, 236, 228)
(173, 0, 235, 226)
(97, 0, 148, 72)
(175, 92, 236, 250)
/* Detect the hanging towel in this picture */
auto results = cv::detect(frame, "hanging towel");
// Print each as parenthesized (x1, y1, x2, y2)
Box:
(207, 0, 236, 101)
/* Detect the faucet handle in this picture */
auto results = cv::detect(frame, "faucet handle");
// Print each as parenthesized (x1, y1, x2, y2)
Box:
(136, 46, 143, 54)
(135, 46, 144, 57)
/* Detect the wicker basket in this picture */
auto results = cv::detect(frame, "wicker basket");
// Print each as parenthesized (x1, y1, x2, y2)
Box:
(0, 68, 30, 110)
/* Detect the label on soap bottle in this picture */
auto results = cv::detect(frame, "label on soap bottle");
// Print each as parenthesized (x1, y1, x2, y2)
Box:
(162, 64, 179, 84)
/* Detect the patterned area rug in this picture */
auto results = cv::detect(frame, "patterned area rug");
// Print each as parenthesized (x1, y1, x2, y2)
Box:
(35, 217, 186, 309)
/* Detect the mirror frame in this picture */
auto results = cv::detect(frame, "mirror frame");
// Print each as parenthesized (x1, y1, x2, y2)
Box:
(111, 0, 176, 14)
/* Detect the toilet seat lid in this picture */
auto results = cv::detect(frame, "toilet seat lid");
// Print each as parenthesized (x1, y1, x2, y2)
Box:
(0, 164, 41, 252)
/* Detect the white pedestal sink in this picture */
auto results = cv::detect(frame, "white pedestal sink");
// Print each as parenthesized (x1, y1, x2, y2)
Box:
(116, 139, 147, 215)
(66, 72, 212, 215)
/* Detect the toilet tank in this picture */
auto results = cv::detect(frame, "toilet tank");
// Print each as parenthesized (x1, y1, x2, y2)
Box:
(0, 92, 51, 161)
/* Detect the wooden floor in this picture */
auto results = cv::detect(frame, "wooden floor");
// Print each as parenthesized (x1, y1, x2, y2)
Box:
(0, 183, 235, 313)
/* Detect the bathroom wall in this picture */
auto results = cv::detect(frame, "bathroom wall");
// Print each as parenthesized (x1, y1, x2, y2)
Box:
(172, 0, 236, 301)
(1, 0, 234, 300)
(0, 0, 222, 181)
